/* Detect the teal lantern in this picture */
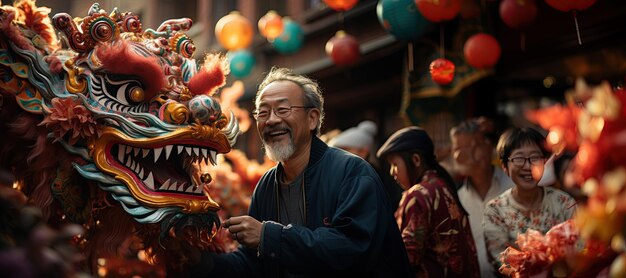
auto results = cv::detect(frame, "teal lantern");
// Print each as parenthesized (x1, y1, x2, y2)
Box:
(228, 50, 255, 79)
(376, 0, 430, 41)
(271, 18, 304, 54)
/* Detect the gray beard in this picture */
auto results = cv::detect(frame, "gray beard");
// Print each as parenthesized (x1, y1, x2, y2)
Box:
(264, 139, 295, 163)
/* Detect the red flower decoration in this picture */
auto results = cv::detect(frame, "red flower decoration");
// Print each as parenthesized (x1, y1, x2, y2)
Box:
(526, 103, 581, 153)
(40, 97, 100, 145)
(500, 229, 551, 277)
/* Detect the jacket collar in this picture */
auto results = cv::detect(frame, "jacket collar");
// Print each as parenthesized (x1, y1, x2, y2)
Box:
(308, 135, 328, 168)
(275, 135, 328, 182)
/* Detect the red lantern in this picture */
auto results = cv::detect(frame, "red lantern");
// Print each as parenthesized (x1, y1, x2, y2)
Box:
(258, 10, 284, 40)
(464, 33, 501, 69)
(323, 0, 359, 12)
(544, 0, 597, 12)
(415, 0, 460, 23)
(325, 31, 360, 66)
(429, 58, 455, 85)
(215, 11, 253, 51)
(500, 0, 537, 29)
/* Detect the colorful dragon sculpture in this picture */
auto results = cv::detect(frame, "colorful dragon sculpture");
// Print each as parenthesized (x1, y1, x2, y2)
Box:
(0, 0, 239, 274)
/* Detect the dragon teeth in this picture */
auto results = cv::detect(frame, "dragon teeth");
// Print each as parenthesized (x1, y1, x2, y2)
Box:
(118, 145, 126, 162)
(154, 147, 163, 162)
(168, 181, 178, 191)
(142, 149, 150, 158)
(144, 172, 154, 190)
(165, 145, 173, 159)
(209, 150, 217, 165)
(160, 179, 171, 190)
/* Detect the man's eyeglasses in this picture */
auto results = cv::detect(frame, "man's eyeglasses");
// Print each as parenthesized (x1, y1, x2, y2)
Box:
(252, 106, 314, 121)
(507, 156, 545, 167)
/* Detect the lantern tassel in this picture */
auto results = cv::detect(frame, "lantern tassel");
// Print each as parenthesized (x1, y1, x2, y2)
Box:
(408, 42, 414, 72)
(573, 10, 582, 45)
(520, 32, 526, 52)
(440, 25, 445, 58)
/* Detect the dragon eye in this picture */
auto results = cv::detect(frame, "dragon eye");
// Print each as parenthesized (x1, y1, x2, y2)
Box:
(91, 74, 150, 113)
(116, 83, 146, 105)
(128, 86, 145, 103)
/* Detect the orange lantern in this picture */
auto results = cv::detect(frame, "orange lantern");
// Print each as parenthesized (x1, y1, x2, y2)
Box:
(323, 0, 359, 12)
(429, 58, 455, 85)
(258, 10, 284, 40)
(325, 30, 360, 66)
(215, 11, 253, 51)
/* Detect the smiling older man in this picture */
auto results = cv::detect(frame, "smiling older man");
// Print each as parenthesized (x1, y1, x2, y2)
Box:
(189, 67, 411, 277)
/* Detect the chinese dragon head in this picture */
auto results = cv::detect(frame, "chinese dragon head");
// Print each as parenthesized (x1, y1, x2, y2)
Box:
(0, 0, 238, 273)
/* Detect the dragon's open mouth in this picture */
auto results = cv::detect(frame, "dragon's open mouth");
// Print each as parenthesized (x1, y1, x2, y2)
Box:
(111, 143, 218, 196)
(92, 126, 231, 213)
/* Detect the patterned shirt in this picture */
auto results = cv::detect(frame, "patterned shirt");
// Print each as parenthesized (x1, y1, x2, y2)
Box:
(483, 186, 577, 271)
(395, 170, 480, 278)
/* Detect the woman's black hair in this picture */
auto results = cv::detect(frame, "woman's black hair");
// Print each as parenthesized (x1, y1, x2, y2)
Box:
(497, 127, 550, 165)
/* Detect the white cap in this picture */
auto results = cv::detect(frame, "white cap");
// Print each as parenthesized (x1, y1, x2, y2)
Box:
(329, 120, 378, 150)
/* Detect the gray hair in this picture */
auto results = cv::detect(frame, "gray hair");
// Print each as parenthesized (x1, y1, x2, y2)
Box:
(450, 119, 481, 137)
(255, 67, 325, 136)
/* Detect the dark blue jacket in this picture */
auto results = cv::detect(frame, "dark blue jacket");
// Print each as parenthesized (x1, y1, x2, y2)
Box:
(206, 136, 412, 277)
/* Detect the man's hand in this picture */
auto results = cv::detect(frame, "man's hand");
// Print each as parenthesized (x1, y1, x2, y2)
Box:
(223, 216, 262, 248)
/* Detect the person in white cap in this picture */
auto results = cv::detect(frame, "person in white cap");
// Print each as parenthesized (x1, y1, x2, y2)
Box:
(329, 121, 403, 210)
(328, 120, 378, 160)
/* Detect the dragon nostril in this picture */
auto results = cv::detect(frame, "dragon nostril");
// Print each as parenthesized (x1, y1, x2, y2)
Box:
(159, 101, 189, 124)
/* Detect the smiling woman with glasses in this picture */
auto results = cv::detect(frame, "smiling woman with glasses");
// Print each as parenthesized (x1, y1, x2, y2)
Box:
(482, 127, 576, 275)
(507, 155, 545, 167)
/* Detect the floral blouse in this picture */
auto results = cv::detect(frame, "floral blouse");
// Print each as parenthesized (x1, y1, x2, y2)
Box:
(395, 170, 480, 278)
(483, 186, 577, 272)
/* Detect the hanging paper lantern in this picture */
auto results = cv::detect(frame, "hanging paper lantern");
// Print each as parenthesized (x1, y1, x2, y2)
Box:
(215, 11, 253, 51)
(376, 0, 430, 41)
(258, 10, 284, 40)
(271, 18, 304, 54)
(499, 0, 537, 29)
(463, 33, 501, 69)
(323, 0, 359, 12)
(228, 50, 255, 79)
(415, 0, 460, 23)
(325, 30, 360, 66)
(429, 58, 455, 85)
(544, 0, 597, 12)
